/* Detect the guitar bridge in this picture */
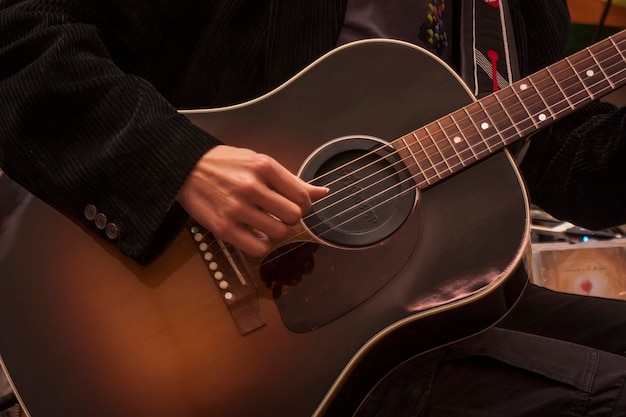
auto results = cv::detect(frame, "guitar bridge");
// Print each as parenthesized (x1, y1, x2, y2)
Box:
(188, 222, 266, 335)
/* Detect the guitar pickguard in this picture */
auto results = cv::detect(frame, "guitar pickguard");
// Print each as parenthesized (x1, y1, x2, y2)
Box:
(261, 134, 420, 332)
(261, 209, 420, 333)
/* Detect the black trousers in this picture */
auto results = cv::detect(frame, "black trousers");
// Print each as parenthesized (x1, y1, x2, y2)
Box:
(356, 284, 626, 416)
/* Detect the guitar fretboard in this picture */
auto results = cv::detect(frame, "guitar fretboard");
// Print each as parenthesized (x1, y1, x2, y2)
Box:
(396, 29, 626, 189)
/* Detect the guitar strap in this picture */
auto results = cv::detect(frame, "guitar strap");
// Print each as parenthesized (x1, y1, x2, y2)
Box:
(457, 0, 520, 98)
(456, 0, 531, 158)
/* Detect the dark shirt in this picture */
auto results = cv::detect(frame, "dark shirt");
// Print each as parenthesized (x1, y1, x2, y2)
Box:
(338, 0, 453, 63)
(338, 0, 423, 45)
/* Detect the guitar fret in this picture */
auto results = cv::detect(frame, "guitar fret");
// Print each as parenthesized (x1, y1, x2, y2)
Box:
(565, 56, 593, 99)
(478, 94, 514, 148)
(554, 59, 590, 107)
(610, 37, 626, 63)
(496, 84, 537, 137)
(528, 74, 556, 119)
(399, 130, 440, 184)
(462, 106, 492, 152)
(439, 114, 477, 167)
(424, 125, 454, 172)
(477, 101, 505, 149)
(449, 113, 480, 160)
(531, 68, 573, 121)
(567, 49, 611, 100)
(454, 108, 490, 158)
(582, 46, 615, 94)
(413, 129, 444, 180)
(511, 79, 551, 129)
(435, 119, 464, 169)
(490, 92, 522, 138)
(546, 66, 575, 111)
(398, 136, 428, 186)
(596, 39, 625, 87)
(588, 47, 614, 89)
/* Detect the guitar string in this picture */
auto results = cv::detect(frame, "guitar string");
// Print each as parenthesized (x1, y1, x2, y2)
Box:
(301, 33, 626, 199)
(257, 38, 626, 265)
(204, 35, 626, 265)
(289, 36, 626, 229)
(294, 36, 626, 230)
(300, 63, 626, 239)
(198, 34, 625, 265)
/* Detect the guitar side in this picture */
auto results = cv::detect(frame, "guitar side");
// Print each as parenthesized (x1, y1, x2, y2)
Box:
(0, 40, 530, 417)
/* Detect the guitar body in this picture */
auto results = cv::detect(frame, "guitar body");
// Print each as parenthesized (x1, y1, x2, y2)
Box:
(0, 40, 529, 417)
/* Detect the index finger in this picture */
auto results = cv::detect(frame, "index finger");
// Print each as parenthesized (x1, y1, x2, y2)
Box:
(262, 157, 316, 213)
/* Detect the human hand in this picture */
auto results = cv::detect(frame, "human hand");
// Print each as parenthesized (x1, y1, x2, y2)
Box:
(176, 145, 328, 257)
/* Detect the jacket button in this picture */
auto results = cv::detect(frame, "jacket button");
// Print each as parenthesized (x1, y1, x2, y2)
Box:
(84, 205, 97, 221)
(95, 213, 107, 229)
(105, 223, 119, 240)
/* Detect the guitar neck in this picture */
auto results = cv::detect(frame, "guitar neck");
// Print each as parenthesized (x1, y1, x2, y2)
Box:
(396, 29, 626, 190)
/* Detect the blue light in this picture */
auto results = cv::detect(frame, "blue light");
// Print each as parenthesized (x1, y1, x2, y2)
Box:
(582, 236, 589, 242)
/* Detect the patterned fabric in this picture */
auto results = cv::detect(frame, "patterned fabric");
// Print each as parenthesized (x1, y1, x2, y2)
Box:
(419, 0, 448, 56)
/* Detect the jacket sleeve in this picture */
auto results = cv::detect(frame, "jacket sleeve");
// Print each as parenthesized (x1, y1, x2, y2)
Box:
(513, 0, 626, 230)
(520, 102, 626, 230)
(0, 0, 222, 264)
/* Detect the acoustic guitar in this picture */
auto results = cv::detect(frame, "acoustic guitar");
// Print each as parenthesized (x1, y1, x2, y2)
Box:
(0, 30, 624, 417)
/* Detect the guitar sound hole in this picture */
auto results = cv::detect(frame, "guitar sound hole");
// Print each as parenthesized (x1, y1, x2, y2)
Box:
(300, 136, 417, 247)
